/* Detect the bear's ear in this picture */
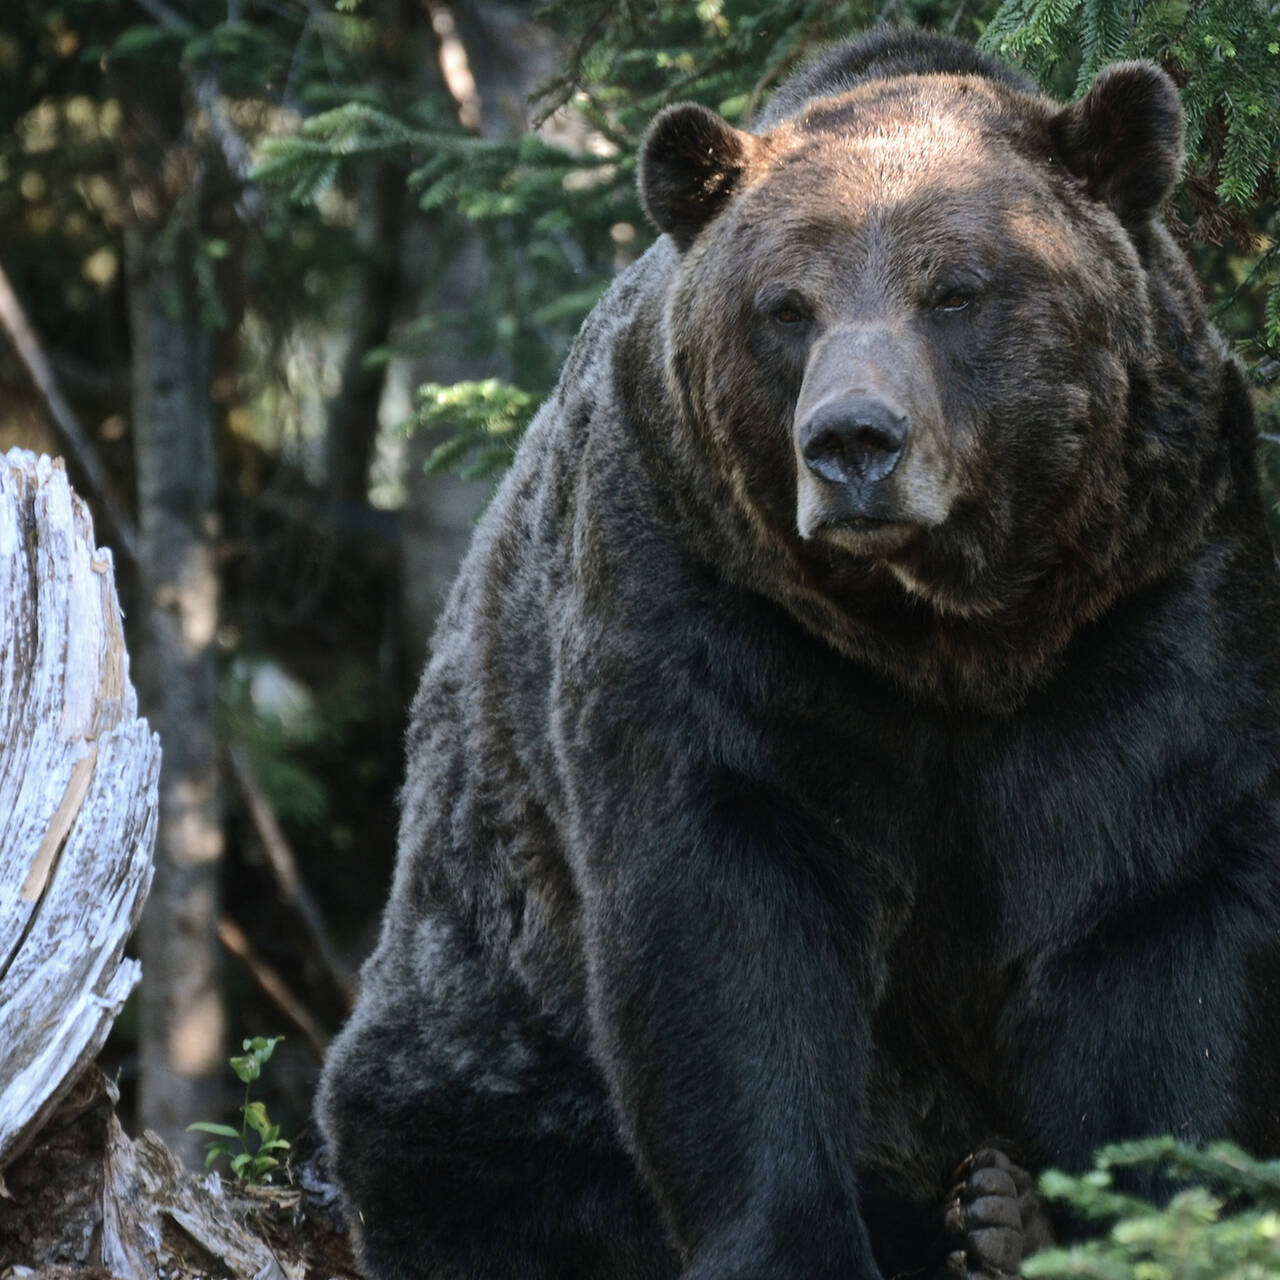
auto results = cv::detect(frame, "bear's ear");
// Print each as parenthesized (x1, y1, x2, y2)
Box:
(1049, 62, 1183, 224)
(638, 103, 761, 251)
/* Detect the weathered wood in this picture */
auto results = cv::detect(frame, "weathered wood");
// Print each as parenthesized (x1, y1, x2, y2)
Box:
(0, 448, 160, 1170)
(0, 1068, 359, 1279)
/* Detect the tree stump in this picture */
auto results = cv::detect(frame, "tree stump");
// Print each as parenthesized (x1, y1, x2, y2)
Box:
(0, 451, 359, 1277)
(0, 448, 160, 1169)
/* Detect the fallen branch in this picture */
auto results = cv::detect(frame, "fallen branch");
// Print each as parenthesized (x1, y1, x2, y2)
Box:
(227, 745, 358, 1012)
(0, 265, 140, 566)
(217, 917, 330, 1061)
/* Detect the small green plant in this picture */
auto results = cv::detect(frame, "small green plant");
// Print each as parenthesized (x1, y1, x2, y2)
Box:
(187, 1036, 291, 1183)
(1026, 1138, 1280, 1280)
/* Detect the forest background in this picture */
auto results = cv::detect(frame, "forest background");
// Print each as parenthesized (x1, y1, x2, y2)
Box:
(1, 0, 1277, 1173)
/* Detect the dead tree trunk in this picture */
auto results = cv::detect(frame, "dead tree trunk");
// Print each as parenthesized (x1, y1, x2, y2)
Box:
(0, 448, 160, 1169)
(0, 450, 357, 1278)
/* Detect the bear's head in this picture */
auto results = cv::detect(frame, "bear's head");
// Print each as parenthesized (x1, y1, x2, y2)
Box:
(634, 53, 1233, 711)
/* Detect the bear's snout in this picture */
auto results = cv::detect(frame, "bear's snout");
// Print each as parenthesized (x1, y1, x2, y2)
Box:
(799, 394, 909, 491)
(791, 323, 956, 544)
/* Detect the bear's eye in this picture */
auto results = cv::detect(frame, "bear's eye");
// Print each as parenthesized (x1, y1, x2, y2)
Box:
(754, 286, 811, 336)
(933, 291, 972, 314)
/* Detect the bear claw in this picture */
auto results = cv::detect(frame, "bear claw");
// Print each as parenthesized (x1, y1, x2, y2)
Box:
(942, 1146, 1051, 1280)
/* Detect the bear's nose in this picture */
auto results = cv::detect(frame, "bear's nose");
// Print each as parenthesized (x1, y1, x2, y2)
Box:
(799, 396, 909, 489)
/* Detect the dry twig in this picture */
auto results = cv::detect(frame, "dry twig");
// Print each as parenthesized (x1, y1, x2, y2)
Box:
(226, 746, 358, 1012)
(0, 264, 140, 566)
(216, 917, 330, 1061)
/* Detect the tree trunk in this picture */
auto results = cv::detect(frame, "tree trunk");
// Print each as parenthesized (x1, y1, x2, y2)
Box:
(114, 58, 225, 1164)
(396, 218, 493, 668)
(0, 449, 160, 1172)
(325, 157, 407, 515)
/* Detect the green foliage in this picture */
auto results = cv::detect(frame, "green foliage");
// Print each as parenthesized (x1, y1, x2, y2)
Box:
(103, 5, 341, 104)
(1026, 1139, 1280, 1280)
(407, 379, 540, 482)
(982, 0, 1126, 90)
(187, 1036, 291, 1183)
(982, 0, 1280, 195)
(252, 104, 443, 203)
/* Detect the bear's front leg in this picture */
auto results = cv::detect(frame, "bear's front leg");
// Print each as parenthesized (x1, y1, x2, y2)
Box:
(573, 771, 894, 1280)
(1002, 872, 1259, 1197)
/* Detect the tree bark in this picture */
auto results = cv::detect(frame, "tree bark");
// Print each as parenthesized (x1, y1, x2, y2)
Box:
(325, 157, 407, 514)
(0, 449, 160, 1171)
(113, 56, 225, 1164)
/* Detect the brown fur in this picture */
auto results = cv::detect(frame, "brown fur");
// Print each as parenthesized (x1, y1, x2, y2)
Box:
(631, 68, 1228, 712)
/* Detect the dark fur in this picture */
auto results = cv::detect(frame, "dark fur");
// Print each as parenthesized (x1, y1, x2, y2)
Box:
(318, 30, 1280, 1280)
(638, 104, 761, 253)
(1050, 63, 1184, 223)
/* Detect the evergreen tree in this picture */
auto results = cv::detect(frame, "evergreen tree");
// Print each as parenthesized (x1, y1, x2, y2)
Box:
(1026, 1139, 1280, 1280)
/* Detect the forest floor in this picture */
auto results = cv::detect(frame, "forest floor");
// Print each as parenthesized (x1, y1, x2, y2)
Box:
(0, 1070, 360, 1280)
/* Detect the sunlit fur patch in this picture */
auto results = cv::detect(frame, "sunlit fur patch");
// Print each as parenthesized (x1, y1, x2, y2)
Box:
(793, 83, 1001, 200)
(650, 64, 1216, 708)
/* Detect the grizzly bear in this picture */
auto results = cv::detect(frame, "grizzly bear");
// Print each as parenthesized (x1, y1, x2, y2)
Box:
(317, 28, 1280, 1280)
